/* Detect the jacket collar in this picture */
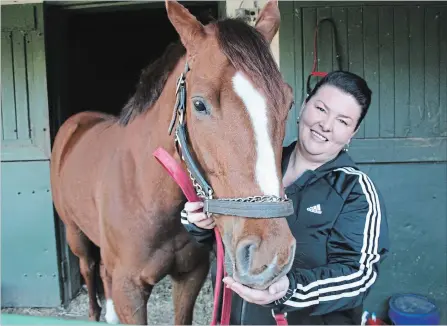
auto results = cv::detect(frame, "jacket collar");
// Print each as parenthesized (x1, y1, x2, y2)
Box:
(281, 140, 357, 191)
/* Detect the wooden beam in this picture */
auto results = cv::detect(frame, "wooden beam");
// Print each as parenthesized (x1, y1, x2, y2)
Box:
(350, 137, 447, 163)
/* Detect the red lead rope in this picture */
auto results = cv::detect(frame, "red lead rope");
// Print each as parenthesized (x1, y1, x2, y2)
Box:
(153, 147, 231, 324)
(153, 147, 286, 325)
(306, 18, 342, 95)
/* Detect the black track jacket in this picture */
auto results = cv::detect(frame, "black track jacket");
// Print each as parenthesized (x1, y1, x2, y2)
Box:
(182, 142, 390, 325)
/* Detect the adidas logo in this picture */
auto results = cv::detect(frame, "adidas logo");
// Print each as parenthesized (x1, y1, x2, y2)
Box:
(307, 204, 322, 214)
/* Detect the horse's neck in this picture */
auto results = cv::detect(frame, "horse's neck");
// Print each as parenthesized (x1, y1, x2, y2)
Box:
(124, 59, 187, 213)
(127, 57, 185, 153)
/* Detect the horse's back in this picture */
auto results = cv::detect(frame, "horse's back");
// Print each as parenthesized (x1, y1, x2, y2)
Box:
(51, 112, 110, 174)
(50, 111, 118, 245)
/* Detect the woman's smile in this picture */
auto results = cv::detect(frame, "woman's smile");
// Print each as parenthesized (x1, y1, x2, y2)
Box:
(310, 129, 328, 142)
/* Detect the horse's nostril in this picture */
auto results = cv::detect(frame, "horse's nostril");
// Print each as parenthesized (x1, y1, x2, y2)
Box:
(236, 241, 257, 274)
(242, 245, 251, 262)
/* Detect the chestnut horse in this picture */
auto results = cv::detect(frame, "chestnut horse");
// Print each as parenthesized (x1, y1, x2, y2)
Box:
(50, 0, 296, 324)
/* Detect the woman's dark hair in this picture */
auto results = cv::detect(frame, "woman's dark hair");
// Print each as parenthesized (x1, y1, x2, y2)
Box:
(306, 71, 372, 130)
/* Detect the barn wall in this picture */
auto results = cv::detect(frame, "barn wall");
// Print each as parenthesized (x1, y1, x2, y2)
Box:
(1, 3, 62, 307)
(279, 1, 446, 322)
(1, 5, 52, 161)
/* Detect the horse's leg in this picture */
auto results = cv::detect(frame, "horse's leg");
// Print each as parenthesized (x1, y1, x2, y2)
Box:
(171, 258, 210, 325)
(100, 260, 120, 324)
(112, 268, 153, 325)
(65, 225, 101, 321)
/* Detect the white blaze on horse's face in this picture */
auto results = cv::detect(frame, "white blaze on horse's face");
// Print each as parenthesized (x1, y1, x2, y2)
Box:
(232, 72, 280, 197)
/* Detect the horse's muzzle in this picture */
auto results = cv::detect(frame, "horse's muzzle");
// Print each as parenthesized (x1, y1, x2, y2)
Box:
(233, 234, 296, 290)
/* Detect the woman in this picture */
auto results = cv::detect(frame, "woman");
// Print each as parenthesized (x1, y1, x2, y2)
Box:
(182, 71, 390, 325)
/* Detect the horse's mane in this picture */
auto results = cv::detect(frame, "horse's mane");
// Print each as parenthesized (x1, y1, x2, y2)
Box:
(118, 18, 284, 125)
(118, 42, 186, 125)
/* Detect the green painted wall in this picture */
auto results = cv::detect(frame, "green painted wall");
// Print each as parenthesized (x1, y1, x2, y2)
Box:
(361, 162, 446, 322)
(1, 161, 61, 307)
(1, 4, 52, 161)
(279, 1, 447, 323)
(1, 3, 62, 307)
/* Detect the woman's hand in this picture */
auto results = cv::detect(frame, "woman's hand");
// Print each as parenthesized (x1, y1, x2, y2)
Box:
(222, 275, 289, 305)
(183, 201, 215, 229)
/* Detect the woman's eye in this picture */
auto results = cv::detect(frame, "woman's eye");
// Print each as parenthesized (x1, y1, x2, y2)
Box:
(316, 106, 325, 112)
(338, 119, 348, 126)
(193, 99, 207, 112)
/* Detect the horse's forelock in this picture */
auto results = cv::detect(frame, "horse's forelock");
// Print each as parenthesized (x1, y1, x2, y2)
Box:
(216, 19, 285, 110)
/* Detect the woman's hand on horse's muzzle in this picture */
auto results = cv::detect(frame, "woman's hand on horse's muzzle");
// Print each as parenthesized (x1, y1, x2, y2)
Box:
(184, 201, 215, 229)
(222, 275, 289, 305)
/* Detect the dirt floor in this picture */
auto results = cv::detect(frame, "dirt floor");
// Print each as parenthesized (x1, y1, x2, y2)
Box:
(2, 275, 214, 325)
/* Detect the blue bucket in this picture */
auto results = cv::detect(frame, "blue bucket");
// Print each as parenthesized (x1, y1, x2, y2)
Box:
(388, 293, 440, 325)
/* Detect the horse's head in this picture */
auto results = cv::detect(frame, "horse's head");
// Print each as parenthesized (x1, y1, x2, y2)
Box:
(166, 0, 295, 290)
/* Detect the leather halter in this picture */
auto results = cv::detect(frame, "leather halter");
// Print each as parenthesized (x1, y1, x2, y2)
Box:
(168, 62, 294, 219)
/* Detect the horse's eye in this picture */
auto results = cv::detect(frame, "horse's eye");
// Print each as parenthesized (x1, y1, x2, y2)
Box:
(194, 100, 206, 112)
(192, 97, 210, 114)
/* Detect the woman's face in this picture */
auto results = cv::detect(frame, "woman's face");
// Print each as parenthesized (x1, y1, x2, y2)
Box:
(299, 84, 362, 161)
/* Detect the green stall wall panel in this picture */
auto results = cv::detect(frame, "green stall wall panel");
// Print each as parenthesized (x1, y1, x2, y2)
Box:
(361, 162, 447, 324)
(1, 4, 52, 161)
(1, 3, 62, 308)
(1, 161, 61, 307)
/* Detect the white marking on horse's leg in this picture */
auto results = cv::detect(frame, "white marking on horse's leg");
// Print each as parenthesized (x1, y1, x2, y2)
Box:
(232, 71, 280, 196)
(105, 299, 120, 324)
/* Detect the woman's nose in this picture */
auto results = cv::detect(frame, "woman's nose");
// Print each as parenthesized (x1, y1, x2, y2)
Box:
(319, 118, 333, 132)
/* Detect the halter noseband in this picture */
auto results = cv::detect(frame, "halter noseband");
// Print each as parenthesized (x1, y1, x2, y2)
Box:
(168, 61, 294, 219)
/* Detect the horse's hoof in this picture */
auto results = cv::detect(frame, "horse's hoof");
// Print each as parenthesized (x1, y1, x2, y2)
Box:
(89, 308, 101, 322)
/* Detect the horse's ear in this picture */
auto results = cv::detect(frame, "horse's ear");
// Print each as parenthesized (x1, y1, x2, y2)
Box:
(165, 0, 205, 51)
(254, 0, 280, 44)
